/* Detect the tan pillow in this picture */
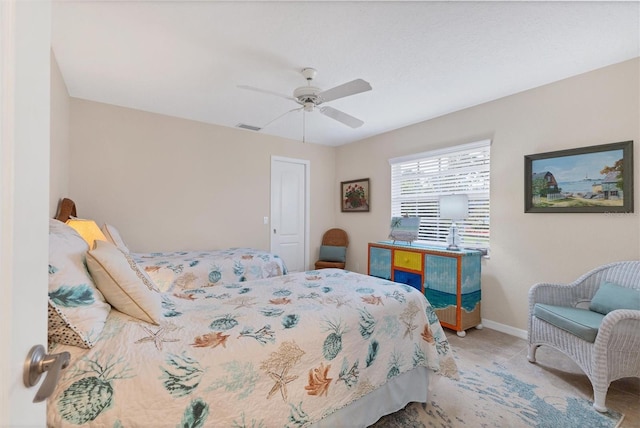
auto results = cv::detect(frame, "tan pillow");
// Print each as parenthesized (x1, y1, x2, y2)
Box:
(86, 240, 162, 324)
(101, 223, 130, 253)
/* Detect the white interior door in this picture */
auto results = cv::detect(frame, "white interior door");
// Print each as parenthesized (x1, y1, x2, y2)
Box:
(270, 156, 309, 272)
(0, 1, 51, 425)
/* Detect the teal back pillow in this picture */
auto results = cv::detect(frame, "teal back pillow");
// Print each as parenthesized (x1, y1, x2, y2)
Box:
(319, 245, 347, 263)
(589, 281, 640, 315)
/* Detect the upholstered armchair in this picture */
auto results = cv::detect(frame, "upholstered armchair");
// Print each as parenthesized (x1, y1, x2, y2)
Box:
(527, 261, 640, 412)
(315, 228, 349, 270)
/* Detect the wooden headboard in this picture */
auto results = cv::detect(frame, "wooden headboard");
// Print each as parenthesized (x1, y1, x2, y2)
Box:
(54, 198, 77, 222)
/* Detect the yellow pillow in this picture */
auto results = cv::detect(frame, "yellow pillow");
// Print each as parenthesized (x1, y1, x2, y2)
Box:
(86, 240, 162, 324)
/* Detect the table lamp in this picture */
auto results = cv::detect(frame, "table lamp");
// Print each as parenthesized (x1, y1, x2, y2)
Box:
(66, 218, 107, 249)
(439, 194, 469, 251)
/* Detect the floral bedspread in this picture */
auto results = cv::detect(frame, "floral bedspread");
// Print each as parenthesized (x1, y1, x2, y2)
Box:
(47, 269, 458, 427)
(132, 247, 287, 292)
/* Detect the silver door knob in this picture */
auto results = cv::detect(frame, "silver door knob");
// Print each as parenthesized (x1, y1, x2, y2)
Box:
(23, 344, 70, 402)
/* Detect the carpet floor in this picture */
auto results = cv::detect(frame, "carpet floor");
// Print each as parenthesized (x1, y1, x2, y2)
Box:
(371, 328, 639, 428)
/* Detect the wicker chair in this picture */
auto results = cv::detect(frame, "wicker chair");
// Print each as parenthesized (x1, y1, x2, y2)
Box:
(314, 228, 349, 270)
(527, 261, 640, 412)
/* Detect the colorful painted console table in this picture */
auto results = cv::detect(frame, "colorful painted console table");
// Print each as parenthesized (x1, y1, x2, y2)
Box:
(368, 241, 482, 337)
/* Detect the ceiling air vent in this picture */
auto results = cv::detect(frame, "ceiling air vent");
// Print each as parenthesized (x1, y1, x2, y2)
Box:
(236, 123, 261, 132)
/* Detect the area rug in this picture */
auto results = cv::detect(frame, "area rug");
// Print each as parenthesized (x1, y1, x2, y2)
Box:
(371, 358, 624, 428)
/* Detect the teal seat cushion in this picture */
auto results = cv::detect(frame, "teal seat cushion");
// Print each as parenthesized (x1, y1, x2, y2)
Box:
(589, 281, 640, 315)
(319, 245, 347, 263)
(534, 303, 605, 343)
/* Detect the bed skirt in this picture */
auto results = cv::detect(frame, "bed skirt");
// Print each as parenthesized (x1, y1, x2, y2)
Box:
(311, 366, 430, 427)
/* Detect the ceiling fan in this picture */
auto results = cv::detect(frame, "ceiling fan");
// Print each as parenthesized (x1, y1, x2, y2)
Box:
(238, 68, 372, 132)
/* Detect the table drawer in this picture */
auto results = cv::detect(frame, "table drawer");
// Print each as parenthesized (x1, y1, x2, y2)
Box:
(393, 269, 423, 292)
(394, 250, 422, 270)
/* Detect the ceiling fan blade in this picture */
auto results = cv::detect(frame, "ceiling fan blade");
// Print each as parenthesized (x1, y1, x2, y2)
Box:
(317, 79, 372, 103)
(262, 107, 303, 129)
(237, 85, 295, 102)
(319, 106, 364, 129)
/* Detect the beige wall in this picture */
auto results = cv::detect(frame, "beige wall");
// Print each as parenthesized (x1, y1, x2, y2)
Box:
(54, 57, 639, 332)
(67, 100, 337, 262)
(49, 49, 70, 216)
(336, 58, 640, 332)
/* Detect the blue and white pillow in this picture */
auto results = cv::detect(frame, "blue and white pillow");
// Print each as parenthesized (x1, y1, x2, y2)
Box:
(319, 245, 347, 263)
(48, 219, 111, 348)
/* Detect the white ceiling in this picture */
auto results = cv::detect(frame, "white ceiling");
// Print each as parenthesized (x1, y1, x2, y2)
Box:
(51, 1, 640, 146)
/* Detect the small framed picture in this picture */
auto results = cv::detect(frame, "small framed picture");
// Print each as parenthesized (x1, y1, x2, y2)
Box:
(389, 216, 420, 244)
(341, 178, 370, 212)
(524, 140, 633, 213)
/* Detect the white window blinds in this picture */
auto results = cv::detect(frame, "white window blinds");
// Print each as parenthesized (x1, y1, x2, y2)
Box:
(389, 140, 491, 249)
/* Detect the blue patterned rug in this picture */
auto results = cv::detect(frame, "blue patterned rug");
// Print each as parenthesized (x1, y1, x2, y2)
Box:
(372, 360, 623, 428)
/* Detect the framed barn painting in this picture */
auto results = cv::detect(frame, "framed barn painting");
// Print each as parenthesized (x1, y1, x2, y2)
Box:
(524, 141, 633, 213)
(341, 178, 370, 212)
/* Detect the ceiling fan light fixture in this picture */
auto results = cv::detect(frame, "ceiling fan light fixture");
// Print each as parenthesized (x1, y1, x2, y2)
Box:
(293, 86, 320, 104)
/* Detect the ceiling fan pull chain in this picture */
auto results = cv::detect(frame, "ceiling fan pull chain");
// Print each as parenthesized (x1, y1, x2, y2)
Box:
(262, 107, 301, 129)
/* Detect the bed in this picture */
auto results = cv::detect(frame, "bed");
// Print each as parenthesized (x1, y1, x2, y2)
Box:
(54, 198, 288, 291)
(132, 248, 287, 292)
(46, 216, 458, 427)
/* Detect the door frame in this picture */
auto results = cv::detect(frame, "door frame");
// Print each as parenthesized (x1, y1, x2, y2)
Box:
(1, 0, 51, 424)
(270, 156, 310, 271)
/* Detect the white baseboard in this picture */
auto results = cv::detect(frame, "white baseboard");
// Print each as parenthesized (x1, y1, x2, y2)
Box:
(481, 319, 528, 340)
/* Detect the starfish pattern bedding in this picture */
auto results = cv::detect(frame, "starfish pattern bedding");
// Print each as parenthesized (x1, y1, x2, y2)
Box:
(47, 269, 457, 427)
(132, 247, 288, 292)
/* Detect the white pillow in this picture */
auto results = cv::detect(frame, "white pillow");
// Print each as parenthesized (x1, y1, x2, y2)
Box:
(48, 219, 111, 348)
(86, 240, 162, 324)
(101, 223, 130, 253)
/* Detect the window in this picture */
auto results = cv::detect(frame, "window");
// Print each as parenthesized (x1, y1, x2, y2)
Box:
(389, 140, 490, 250)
